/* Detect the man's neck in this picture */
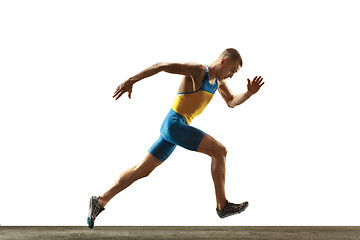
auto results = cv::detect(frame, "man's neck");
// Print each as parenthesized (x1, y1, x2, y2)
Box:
(208, 62, 220, 80)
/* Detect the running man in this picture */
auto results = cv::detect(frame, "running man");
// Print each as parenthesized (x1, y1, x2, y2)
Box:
(88, 48, 264, 229)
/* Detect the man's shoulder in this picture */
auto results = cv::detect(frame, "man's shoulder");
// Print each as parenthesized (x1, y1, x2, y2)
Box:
(184, 62, 205, 71)
(183, 62, 206, 79)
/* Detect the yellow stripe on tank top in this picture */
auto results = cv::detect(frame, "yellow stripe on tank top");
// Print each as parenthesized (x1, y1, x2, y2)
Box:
(171, 90, 214, 124)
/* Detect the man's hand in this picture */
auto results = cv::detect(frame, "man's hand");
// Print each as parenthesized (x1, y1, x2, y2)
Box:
(113, 79, 134, 100)
(247, 76, 265, 95)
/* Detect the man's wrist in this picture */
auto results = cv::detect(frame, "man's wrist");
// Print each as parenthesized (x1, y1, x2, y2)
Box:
(128, 77, 138, 84)
(245, 91, 253, 97)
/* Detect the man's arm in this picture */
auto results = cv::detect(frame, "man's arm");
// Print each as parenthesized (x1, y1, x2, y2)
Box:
(218, 76, 264, 108)
(113, 62, 203, 100)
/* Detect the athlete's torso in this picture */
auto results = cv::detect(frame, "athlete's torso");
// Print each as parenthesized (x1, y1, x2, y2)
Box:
(171, 65, 218, 124)
(177, 65, 216, 93)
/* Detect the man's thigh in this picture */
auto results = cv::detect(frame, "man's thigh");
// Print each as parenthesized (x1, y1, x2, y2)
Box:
(148, 136, 176, 162)
(164, 123, 206, 151)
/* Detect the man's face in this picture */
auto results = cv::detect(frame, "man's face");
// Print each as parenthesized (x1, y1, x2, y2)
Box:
(218, 58, 241, 80)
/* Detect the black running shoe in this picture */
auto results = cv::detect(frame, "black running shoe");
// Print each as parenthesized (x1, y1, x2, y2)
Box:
(216, 200, 249, 218)
(87, 196, 105, 229)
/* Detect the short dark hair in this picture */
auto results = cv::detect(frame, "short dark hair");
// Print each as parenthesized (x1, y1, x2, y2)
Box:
(219, 48, 243, 67)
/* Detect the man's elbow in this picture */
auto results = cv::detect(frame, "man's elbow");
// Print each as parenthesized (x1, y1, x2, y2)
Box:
(155, 62, 166, 72)
(226, 95, 236, 108)
(227, 100, 236, 108)
(156, 62, 182, 74)
(227, 104, 235, 108)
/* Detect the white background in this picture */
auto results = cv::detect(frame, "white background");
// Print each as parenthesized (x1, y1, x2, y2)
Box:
(1, 0, 359, 226)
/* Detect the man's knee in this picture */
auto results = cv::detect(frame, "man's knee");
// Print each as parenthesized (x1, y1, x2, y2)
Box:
(134, 164, 152, 179)
(197, 134, 228, 159)
(210, 143, 227, 173)
(214, 142, 227, 159)
(207, 140, 227, 160)
(134, 154, 162, 179)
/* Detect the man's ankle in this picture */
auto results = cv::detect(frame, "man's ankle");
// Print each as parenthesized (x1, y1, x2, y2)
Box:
(98, 196, 106, 208)
(217, 200, 227, 210)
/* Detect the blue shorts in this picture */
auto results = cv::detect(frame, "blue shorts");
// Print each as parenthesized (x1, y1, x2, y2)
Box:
(148, 109, 206, 162)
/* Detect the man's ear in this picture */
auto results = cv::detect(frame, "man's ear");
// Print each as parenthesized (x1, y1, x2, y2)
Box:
(220, 58, 226, 64)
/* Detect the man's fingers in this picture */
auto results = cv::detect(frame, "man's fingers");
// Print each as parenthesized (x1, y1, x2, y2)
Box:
(114, 86, 121, 94)
(253, 76, 263, 85)
(113, 89, 122, 98)
(115, 90, 126, 100)
(259, 82, 265, 87)
(259, 77, 264, 85)
(256, 76, 262, 83)
(113, 88, 122, 97)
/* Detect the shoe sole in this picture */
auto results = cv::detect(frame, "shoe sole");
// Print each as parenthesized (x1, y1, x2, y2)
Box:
(87, 197, 95, 229)
(87, 217, 92, 229)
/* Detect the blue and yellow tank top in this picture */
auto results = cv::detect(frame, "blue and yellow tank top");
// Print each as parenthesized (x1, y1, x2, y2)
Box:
(171, 65, 218, 124)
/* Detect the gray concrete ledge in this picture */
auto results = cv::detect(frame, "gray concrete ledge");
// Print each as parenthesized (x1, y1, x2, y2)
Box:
(1, 226, 360, 240)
